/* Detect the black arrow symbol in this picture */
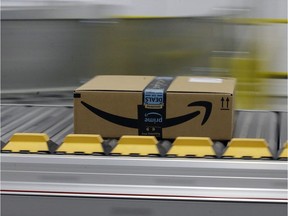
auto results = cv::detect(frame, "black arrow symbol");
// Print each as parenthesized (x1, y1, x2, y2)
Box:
(81, 100, 212, 128)
(226, 98, 230, 108)
(221, 97, 224, 108)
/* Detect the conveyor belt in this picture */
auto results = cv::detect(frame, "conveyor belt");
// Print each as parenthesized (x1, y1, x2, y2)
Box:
(232, 111, 278, 155)
(1, 104, 287, 159)
(1, 102, 287, 216)
(1, 105, 73, 144)
(1, 91, 73, 105)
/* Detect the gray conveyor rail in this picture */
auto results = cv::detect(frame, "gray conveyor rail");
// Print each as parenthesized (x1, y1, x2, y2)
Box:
(1, 154, 287, 202)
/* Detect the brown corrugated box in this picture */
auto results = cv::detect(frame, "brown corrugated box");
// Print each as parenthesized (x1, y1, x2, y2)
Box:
(74, 75, 236, 140)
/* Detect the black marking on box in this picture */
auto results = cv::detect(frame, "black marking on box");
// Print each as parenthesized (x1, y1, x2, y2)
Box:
(138, 77, 174, 138)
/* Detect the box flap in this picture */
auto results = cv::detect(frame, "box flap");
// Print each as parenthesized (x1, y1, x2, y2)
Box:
(76, 75, 155, 92)
(167, 76, 236, 94)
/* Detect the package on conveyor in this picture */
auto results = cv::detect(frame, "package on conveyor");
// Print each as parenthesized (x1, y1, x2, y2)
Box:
(74, 75, 236, 140)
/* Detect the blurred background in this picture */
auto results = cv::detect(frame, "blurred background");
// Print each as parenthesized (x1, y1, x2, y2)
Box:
(1, 0, 287, 110)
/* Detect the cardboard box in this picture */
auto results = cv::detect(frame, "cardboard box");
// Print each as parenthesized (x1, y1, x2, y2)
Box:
(74, 75, 236, 140)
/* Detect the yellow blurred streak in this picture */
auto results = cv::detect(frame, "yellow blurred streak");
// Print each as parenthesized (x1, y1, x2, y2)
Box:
(225, 18, 288, 25)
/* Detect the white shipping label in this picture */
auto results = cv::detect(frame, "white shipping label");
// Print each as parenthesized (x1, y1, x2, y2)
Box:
(188, 77, 223, 83)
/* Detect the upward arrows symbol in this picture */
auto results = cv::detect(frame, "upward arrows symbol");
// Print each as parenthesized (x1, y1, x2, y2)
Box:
(221, 97, 225, 108)
(226, 97, 230, 108)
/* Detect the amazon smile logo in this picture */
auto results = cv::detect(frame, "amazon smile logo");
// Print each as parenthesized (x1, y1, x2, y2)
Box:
(81, 101, 212, 128)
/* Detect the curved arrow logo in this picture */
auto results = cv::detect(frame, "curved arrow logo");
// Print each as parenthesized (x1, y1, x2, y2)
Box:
(81, 101, 212, 128)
